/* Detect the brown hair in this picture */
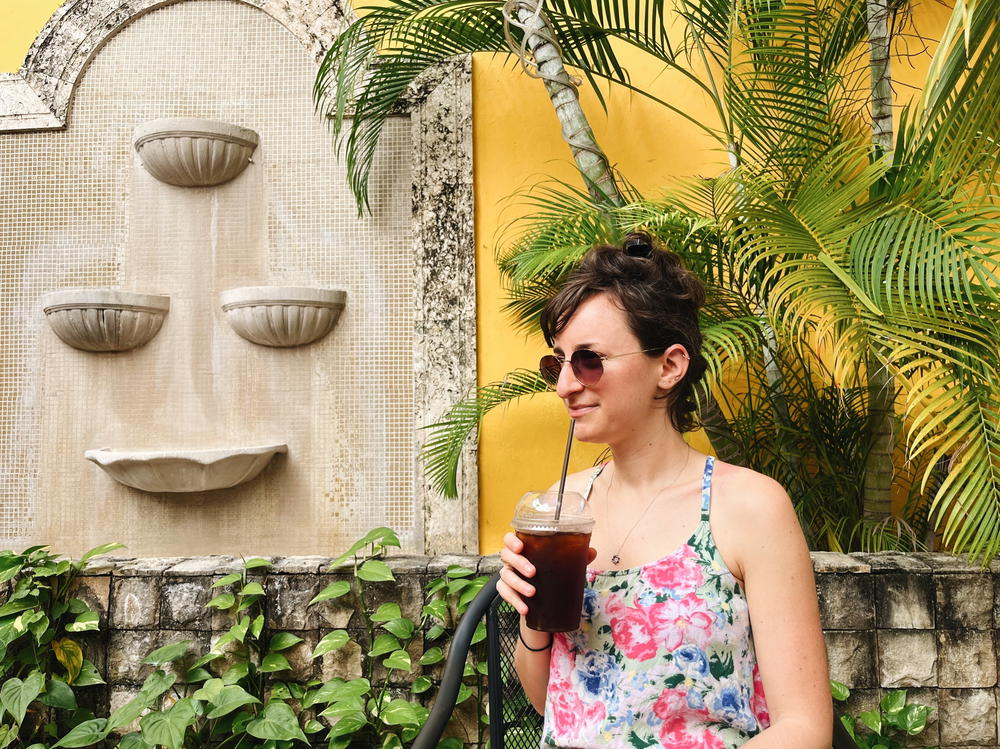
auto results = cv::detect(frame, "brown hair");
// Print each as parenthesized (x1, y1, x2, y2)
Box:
(539, 231, 707, 433)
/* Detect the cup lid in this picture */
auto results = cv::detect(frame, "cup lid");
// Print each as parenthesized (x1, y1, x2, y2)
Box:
(512, 490, 593, 532)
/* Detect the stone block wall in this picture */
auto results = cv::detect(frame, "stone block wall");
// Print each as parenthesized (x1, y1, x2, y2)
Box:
(816, 552, 999, 748)
(61, 553, 1000, 747)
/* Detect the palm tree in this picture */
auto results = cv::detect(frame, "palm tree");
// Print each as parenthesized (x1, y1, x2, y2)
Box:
(316, 0, 1000, 560)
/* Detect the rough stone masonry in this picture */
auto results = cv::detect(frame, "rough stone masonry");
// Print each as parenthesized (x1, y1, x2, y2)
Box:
(61, 552, 1000, 747)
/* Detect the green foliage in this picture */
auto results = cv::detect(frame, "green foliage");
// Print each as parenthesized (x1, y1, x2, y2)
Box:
(0, 543, 123, 747)
(305, 530, 490, 747)
(10, 533, 492, 748)
(832, 680, 936, 749)
(406, 0, 1000, 560)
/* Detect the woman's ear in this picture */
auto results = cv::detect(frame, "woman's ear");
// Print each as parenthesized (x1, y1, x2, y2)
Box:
(656, 344, 691, 391)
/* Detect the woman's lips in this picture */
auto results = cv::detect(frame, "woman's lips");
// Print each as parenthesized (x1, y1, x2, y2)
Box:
(568, 404, 597, 418)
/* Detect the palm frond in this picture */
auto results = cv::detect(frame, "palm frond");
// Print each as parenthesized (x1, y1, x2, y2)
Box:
(421, 369, 550, 497)
(699, 316, 766, 382)
(899, 1, 1000, 193)
(895, 352, 1000, 562)
(719, 0, 873, 176)
(850, 199, 1000, 322)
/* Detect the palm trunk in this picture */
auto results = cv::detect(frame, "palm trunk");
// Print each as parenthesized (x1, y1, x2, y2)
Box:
(864, 0, 899, 520)
(867, 0, 894, 158)
(514, 0, 623, 208)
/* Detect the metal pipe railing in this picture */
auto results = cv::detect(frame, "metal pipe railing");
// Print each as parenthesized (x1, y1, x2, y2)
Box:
(411, 572, 500, 749)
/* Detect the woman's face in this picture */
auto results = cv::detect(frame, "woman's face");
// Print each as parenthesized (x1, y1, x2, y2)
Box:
(550, 292, 670, 445)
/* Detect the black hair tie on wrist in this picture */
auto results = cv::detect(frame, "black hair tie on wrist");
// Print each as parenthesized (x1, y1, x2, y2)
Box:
(518, 630, 554, 652)
(623, 235, 654, 258)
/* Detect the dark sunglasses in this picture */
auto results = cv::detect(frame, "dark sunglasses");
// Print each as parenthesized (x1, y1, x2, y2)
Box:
(539, 348, 661, 386)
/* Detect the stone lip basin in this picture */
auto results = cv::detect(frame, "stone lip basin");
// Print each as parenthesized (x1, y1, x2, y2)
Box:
(41, 288, 170, 352)
(133, 118, 259, 187)
(220, 286, 347, 347)
(84, 444, 288, 493)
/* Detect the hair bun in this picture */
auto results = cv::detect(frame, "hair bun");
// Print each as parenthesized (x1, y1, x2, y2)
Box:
(622, 233, 654, 258)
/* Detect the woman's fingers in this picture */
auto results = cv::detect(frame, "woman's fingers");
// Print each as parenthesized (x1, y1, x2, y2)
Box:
(587, 546, 598, 564)
(498, 532, 536, 616)
(503, 531, 525, 554)
(500, 533, 535, 578)
(496, 570, 530, 616)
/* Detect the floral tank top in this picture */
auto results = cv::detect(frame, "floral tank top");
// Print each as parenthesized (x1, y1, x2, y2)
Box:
(541, 456, 770, 748)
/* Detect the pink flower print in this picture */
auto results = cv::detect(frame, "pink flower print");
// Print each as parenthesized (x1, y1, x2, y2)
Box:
(642, 545, 704, 591)
(659, 593, 715, 651)
(751, 663, 771, 727)
(549, 632, 574, 681)
(547, 674, 606, 740)
(652, 686, 687, 720)
(657, 716, 725, 749)
(608, 596, 666, 661)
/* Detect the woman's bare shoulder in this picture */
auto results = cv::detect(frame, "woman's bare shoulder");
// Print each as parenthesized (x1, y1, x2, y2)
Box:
(710, 460, 806, 579)
(711, 460, 791, 516)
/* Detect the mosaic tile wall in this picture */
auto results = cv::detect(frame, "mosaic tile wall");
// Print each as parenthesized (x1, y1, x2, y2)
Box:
(0, 0, 421, 555)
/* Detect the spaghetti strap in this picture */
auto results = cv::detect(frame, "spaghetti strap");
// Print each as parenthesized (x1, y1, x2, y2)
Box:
(582, 463, 607, 501)
(700, 455, 715, 520)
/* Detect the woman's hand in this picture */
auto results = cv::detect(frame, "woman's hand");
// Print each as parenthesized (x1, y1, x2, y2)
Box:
(497, 532, 535, 616)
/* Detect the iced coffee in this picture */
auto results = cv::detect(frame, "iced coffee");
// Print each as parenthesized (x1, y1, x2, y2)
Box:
(512, 490, 594, 632)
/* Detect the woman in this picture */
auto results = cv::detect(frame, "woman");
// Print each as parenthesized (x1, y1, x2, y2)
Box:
(497, 233, 831, 748)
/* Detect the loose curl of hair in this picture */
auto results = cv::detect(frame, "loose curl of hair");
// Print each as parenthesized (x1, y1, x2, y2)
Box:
(539, 231, 708, 433)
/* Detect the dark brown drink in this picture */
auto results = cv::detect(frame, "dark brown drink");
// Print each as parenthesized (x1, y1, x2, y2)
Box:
(516, 529, 593, 632)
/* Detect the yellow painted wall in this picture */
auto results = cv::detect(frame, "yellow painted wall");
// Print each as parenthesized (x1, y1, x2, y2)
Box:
(1, 0, 952, 555)
(0, 0, 62, 71)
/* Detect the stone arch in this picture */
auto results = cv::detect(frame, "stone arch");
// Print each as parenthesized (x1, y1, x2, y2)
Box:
(0, 0, 350, 130)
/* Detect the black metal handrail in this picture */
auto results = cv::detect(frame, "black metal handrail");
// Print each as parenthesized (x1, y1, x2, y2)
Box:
(412, 572, 499, 749)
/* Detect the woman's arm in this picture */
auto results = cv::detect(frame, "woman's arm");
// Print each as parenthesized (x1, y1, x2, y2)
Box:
(497, 531, 553, 713)
(721, 471, 832, 749)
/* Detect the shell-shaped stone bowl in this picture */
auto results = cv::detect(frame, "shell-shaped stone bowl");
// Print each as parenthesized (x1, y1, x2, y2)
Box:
(84, 444, 288, 493)
(220, 286, 347, 347)
(133, 118, 259, 187)
(41, 289, 170, 352)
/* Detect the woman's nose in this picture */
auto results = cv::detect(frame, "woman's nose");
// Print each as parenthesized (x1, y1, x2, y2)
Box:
(555, 360, 584, 398)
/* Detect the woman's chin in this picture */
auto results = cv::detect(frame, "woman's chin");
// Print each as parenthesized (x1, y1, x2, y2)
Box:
(570, 421, 605, 444)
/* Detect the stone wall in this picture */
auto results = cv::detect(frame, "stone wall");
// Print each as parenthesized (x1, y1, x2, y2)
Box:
(67, 552, 999, 747)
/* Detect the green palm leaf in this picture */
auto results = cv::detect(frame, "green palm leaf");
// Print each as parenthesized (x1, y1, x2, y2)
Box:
(421, 369, 550, 497)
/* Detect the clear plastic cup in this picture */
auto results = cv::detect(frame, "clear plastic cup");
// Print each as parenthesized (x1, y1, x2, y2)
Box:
(512, 491, 594, 632)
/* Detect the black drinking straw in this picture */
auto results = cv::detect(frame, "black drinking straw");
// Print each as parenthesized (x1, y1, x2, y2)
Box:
(553, 419, 575, 521)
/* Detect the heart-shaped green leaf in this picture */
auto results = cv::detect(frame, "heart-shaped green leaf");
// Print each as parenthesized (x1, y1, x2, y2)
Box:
(368, 633, 399, 657)
(142, 640, 191, 666)
(383, 649, 412, 671)
(53, 718, 108, 748)
(312, 630, 350, 659)
(1, 671, 44, 725)
(356, 560, 394, 582)
(205, 685, 261, 719)
(268, 632, 303, 652)
(259, 653, 291, 673)
(245, 702, 307, 742)
(371, 603, 401, 622)
(310, 581, 351, 605)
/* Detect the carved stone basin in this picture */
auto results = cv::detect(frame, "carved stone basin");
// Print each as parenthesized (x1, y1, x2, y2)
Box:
(133, 118, 259, 187)
(84, 444, 288, 493)
(220, 286, 347, 347)
(41, 289, 170, 352)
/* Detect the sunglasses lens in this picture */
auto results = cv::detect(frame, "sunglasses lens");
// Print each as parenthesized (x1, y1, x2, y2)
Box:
(539, 355, 562, 385)
(571, 350, 604, 385)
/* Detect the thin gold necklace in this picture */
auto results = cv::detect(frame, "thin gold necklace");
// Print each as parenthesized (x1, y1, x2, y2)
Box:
(606, 447, 692, 566)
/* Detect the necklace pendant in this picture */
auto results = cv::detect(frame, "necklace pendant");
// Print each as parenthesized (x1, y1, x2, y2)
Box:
(611, 554, 621, 565)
